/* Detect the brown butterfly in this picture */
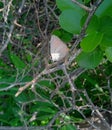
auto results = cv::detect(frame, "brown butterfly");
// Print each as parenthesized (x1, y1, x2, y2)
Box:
(50, 35, 69, 61)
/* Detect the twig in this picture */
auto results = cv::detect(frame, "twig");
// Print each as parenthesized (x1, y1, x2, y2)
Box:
(72, 0, 92, 12)
(62, 65, 76, 92)
(33, 0, 45, 38)
(43, 0, 50, 36)
(0, 8, 4, 12)
(61, 67, 86, 86)
(18, 0, 26, 14)
(0, 82, 26, 91)
(62, 64, 76, 106)
(3, 0, 13, 23)
(46, 110, 63, 129)
(0, 20, 14, 56)
(68, 48, 82, 64)
(47, 5, 59, 20)
(107, 79, 112, 108)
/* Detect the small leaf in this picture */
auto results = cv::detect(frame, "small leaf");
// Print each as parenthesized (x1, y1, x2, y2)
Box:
(10, 53, 26, 70)
(76, 49, 103, 69)
(80, 31, 103, 52)
(59, 10, 83, 34)
(36, 107, 56, 114)
(38, 80, 55, 89)
(60, 124, 77, 130)
(105, 47, 112, 62)
(84, 0, 91, 4)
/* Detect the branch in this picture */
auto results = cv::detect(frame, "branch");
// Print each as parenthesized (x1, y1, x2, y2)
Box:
(72, 0, 92, 12)
(15, 64, 64, 97)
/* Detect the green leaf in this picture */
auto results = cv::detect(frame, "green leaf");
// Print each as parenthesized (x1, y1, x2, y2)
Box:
(59, 10, 83, 34)
(95, 0, 112, 17)
(60, 124, 77, 130)
(99, 16, 112, 32)
(81, 13, 99, 31)
(38, 80, 55, 89)
(98, 16, 112, 47)
(10, 53, 26, 70)
(101, 29, 112, 47)
(56, 0, 83, 13)
(105, 47, 112, 62)
(36, 107, 56, 114)
(86, 15, 100, 33)
(32, 101, 55, 111)
(36, 114, 54, 121)
(0, 59, 7, 67)
(76, 49, 103, 69)
(52, 29, 73, 42)
(84, 0, 90, 4)
(80, 31, 103, 52)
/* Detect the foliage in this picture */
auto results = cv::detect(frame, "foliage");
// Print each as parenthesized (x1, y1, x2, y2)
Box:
(57, 0, 112, 69)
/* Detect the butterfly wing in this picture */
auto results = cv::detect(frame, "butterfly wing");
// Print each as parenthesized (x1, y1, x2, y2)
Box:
(50, 35, 69, 61)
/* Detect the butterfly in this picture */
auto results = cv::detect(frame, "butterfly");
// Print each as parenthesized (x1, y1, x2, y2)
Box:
(50, 35, 69, 61)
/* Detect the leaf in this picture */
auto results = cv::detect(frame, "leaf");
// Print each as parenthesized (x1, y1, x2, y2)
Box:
(101, 29, 112, 47)
(81, 13, 99, 31)
(31, 101, 55, 112)
(36, 114, 54, 121)
(60, 124, 77, 130)
(59, 10, 83, 34)
(105, 47, 112, 62)
(99, 16, 112, 32)
(84, 0, 91, 4)
(76, 49, 103, 69)
(52, 29, 73, 42)
(86, 15, 100, 33)
(98, 16, 112, 47)
(38, 80, 55, 89)
(56, 0, 83, 14)
(10, 53, 26, 70)
(36, 107, 56, 114)
(80, 31, 103, 52)
(95, 0, 112, 17)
